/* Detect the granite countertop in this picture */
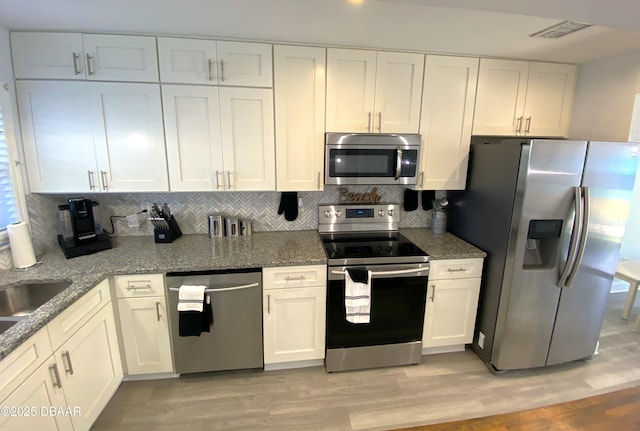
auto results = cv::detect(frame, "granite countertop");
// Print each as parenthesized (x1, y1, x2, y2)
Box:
(0, 228, 485, 360)
(400, 228, 487, 260)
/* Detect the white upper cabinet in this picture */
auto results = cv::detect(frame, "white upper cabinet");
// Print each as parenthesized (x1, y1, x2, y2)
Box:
(326, 48, 424, 133)
(11, 32, 159, 82)
(274, 45, 326, 192)
(17, 80, 97, 193)
(162, 85, 224, 191)
(219, 87, 276, 191)
(522, 62, 577, 137)
(18, 80, 168, 193)
(90, 82, 168, 192)
(158, 37, 272, 87)
(473, 59, 576, 137)
(162, 85, 274, 191)
(417, 55, 479, 191)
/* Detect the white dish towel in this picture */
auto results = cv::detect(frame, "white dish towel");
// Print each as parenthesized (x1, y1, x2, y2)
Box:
(177, 285, 206, 312)
(345, 269, 372, 324)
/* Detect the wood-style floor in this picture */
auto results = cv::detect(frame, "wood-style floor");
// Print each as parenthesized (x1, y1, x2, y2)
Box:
(395, 384, 640, 430)
(92, 292, 640, 431)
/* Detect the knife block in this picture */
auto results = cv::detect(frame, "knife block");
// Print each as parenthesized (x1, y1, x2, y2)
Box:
(154, 216, 182, 243)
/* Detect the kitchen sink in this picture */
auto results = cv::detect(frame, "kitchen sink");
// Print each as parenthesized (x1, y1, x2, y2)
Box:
(0, 320, 16, 334)
(0, 281, 71, 318)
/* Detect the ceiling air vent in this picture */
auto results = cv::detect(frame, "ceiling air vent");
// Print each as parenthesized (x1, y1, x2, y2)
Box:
(529, 21, 593, 39)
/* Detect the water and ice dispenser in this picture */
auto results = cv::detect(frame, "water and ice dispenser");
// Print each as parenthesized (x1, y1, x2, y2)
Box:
(523, 219, 563, 269)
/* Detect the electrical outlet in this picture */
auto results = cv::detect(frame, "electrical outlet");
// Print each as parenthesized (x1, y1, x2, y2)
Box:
(142, 201, 151, 213)
(126, 214, 139, 228)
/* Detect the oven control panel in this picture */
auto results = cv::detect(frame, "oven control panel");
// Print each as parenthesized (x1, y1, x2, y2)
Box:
(318, 204, 399, 233)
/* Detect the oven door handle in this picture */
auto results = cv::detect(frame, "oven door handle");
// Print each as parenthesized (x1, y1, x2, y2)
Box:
(331, 267, 428, 278)
(395, 148, 402, 180)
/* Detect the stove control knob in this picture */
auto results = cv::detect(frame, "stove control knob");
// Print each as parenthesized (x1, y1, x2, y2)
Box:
(335, 210, 343, 218)
(388, 209, 394, 217)
(324, 210, 332, 218)
(378, 210, 385, 217)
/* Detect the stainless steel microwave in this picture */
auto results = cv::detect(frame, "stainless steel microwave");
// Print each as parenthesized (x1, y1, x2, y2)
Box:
(324, 133, 421, 185)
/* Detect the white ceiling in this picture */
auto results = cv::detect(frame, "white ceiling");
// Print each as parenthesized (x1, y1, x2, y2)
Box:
(0, 0, 639, 64)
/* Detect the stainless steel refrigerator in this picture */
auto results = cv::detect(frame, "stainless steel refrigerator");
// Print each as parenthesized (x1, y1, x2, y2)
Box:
(449, 137, 639, 372)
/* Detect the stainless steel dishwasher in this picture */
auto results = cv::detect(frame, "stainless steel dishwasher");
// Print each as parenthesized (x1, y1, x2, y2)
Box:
(166, 268, 263, 374)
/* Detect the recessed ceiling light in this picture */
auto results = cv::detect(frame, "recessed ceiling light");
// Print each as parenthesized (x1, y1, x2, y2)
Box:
(529, 21, 593, 39)
(348, 0, 365, 5)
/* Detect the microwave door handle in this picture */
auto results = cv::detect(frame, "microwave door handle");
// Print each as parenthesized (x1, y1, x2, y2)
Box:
(395, 148, 402, 180)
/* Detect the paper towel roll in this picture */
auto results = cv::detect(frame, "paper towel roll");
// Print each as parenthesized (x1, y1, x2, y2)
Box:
(7, 221, 37, 269)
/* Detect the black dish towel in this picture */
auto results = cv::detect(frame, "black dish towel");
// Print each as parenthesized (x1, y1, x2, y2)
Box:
(422, 190, 436, 211)
(179, 293, 213, 337)
(403, 189, 419, 211)
(346, 267, 368, 284)
(278, 192, 299, 221)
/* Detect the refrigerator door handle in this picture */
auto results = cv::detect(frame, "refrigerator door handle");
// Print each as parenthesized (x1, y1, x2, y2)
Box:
(565, 187, 591, 288)
(558, 186, 584, 288)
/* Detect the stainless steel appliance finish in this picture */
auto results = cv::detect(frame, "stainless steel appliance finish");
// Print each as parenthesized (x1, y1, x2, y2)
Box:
(319, 204, 429, 372)
(207, 214, 224, 238)
(324, 133, 421, 185)
(449, 137, 640, 371)
(166, 269, 263, 374)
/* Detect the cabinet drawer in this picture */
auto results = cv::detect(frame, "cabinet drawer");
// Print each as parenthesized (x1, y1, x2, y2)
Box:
(429, 258, 484, 280)
(263, 265, 327, 290)
(48, 279, 111, 351)
(0, 327, 53, 402)
(114, 274, 165, 298)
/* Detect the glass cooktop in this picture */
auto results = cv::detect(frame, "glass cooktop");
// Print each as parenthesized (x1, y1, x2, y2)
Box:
(319, 231, 429, 265)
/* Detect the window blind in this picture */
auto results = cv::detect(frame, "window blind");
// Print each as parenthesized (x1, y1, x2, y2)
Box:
(0, 105, 19, 233)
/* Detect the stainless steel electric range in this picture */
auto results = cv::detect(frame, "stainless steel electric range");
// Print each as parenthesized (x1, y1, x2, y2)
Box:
(318, 204, 430, 372)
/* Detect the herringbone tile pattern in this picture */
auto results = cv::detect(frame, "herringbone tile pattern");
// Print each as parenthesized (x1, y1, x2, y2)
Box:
(1, 186, 438, 269)
(24, 186, 434, 242)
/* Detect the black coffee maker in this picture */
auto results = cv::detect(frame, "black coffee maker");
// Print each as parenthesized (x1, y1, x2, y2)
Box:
(57, 198, 112, 259)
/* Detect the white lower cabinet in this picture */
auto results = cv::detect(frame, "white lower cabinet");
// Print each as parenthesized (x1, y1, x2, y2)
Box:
(422, 258, 483, 352)
(262, 266, 326, 368)
(113, 274, 173, 375)
(0, 279, 123, 431)
(54, 304, 122, 431)
(0, 359, 73, 431)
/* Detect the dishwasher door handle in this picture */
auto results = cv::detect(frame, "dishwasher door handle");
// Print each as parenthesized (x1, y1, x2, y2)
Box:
(169, 282, 260, 294)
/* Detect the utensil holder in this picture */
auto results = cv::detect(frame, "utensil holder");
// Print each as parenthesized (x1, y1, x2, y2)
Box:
(154, 216, 182, 243)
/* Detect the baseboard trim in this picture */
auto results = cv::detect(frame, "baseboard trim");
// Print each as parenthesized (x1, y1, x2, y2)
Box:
(123, 372, 179, 381)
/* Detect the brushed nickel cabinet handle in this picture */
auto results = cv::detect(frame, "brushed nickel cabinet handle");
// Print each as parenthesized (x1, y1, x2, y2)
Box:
(447, 268, 467, 273)
(86, 53, 94, 76)
(220, 59, 225, 81)
(49, 363, 62, 388)
(100, 170, 109, 191)
(226, 170, 233, 189)
(367, 112, 372, 132)
(88, 170, 96, 190)
(285, 275, 306, 281)
(317, 172, 321, 190)
(156, 302, 162, 322)
(516, 116, 523, 134)
(419, 172, 424, 188)
(215, 171, 223, 190)
(377, 112, 382, 133)
(72, 53, 81, 75)
(267, 294, 271, 314)
(62, 351, 74, 375)
(430, 285, 436, 302)
(208, 59, 214, 81)
(525, 116, 532, 134)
